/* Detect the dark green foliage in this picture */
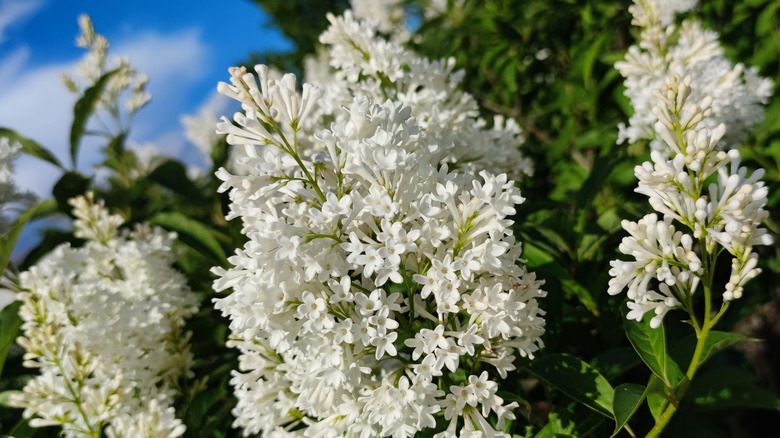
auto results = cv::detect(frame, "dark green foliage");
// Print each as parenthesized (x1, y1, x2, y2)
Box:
(249, 0, 351, 73)
(404, 0, 780, 435)
(70, 69, 120, 168)
(1, 0, 779, 436)
(526, 353, 616, 418)
(0, 302, 22, 380)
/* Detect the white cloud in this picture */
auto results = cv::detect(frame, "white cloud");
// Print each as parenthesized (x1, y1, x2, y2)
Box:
(0, 51, 75, 197)
(0, 0, 44, 44)
(115, 29, 210, 143)
(0, 26, 211, 197)
(0, 44, 28, 78)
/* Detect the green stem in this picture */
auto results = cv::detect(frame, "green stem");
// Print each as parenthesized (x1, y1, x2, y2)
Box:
(646, 283, 717, 438)
(401, 260, 416, 320)
(268, 118, 326, 202)
(52, 355, 99, 437)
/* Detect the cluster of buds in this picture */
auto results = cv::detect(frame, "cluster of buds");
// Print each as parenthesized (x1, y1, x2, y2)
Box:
(609, 75, 772, 326)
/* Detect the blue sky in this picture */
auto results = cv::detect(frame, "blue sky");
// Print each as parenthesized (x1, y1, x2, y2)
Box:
(0, 0, 293, 196)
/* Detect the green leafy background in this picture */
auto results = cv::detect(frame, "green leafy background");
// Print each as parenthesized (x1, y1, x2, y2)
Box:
(1, 0, 778, 436)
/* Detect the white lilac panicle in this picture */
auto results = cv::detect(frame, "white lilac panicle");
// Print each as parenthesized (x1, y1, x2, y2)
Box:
(350, 0, 407, 37)
(0, 138, 35, 309)
(181, 93, 231, 165)
(11, 194, 198, 438)
(608, 214, 700, 328)
(214, 65, 545, 437)
(0, 138, 21, 200)
(63, 14, 150, 117)
(0, 138, 35, 231)
(615, 0, 772, 150)
(424, 0, 466, 19)
(299, 9, 532, 180)
(609, 75, 772, 326)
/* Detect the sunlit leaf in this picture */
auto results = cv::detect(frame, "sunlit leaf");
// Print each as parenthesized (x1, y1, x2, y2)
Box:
(671, 331, 758, 370)
(0, 199, 58, 273)
(70, 69, 119, 167)
(151, 212, 227, 265)
(623, 310, 683, 387)
(0, 128, 63, 169)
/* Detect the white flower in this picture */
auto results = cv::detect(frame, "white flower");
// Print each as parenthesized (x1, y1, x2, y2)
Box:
(181, 92, 230, 163)
(302, 9, 533, 179)
(616, 0, 772, 150)
(65, 15, 150, 116)
(0, 138, 36, 233)
(213, 62, 545, 436)
(611, 71, 772, 324)
(350, 0, 407, 36)
(12, 194, 197, 437)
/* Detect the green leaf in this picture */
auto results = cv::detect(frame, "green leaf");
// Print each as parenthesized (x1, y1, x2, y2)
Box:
(524, 243, 598, 315)
(527, 353, 615, 418)
(574, 154, 616, 230)
(185, 386, 228, 430)
(623, 310, 682, 387)
(581, 33, 608, 90)
(590, 346, 641, 382)
(670, 331, 758, 370)
(52, 171, 91, 212)
(534, 412, 577, 437)
(576, 233, 609, 262)
(148, 160, 206, 201)
(596, 207, 622, 233)
(0, 199, 58, 273)
(151, 212, 226, 265)
(756, 2, 780, 36)
(102, 131, 129, 172)
(687, 366, 780, 411)
(645, 375, 668, 421)
(611, 383, 645, 436)
(0, 300, 23, 378)
(70, 68, 119, 167)
(0, 128, 63, 169)
(7, 417, 56, 437)
(498, 390, 532, 416)
(210, 136, 229, 170)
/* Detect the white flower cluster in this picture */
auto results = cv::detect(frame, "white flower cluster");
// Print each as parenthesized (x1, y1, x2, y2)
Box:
(349, 0, 407, 37)
(63, 14, 150, 116)
(615, 0, 772, 149)
(11, 194, 198, 437)
(213, 61, 545, 436)
(423, 0, 465, 19)
(297, 9, 532, 180)
(0, 138, 20, 196)
(0, 137, 33, 310)
(609, 75, 772, 327)
(181, 92, 230, 166)
(0, 138, 35, 230)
